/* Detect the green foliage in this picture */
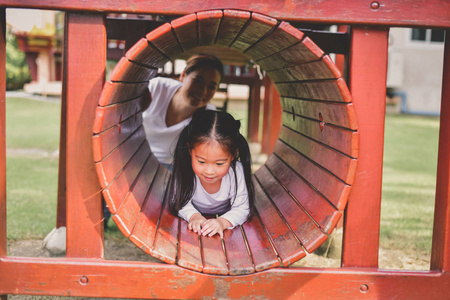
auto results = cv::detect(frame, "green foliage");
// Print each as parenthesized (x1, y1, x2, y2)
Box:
(6, 29, 31, 90)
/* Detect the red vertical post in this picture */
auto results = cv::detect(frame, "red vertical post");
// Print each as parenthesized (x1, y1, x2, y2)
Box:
(247, 81, 261, 143)
(430, 30, 450, 272)
(342, 26, 389, 268)
(261, 76, 281, 154)
(65, 13, 105, 258)
(0, 8, 6, 258)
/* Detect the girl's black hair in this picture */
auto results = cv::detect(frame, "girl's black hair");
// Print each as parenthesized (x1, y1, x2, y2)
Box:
(168, 110, 255, 221)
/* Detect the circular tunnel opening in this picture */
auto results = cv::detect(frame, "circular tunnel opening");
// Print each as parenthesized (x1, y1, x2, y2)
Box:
(93, 9, 359, 275)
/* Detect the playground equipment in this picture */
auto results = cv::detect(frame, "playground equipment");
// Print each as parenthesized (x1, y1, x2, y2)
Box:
(1, 1, 450, 299)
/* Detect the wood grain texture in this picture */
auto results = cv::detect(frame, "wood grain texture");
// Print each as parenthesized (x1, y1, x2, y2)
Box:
(98, 81, 148, 106)
(109, 57, 158, 83)
(215, 10, 251, 47)
(197, 10, 223, 46)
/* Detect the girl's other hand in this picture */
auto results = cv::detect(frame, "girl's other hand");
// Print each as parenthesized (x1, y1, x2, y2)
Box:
(188, 213, 206, 235)
(201, 217, 232, 238)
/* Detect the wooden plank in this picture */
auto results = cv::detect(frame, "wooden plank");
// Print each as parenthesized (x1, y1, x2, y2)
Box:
(280, 96, 358, 130)
(145, 22, 182, 60)
(171, 13, 198, 52)
(223, 225, 254, 275)
(260, 77, 281, 154)
(177, 219, 203, 272)
(197, 10, 222, 46)
(342, 26, 389, 268)
(255, 166, 328, 253)
(3, 1, 450, 28)
(245, 21, 304, 61)
(230, 12, 277, 52)
(128, 167, 169, 254)
(125, 37, 169, 69)
(256, 37, 324, 71)
(1, 257, 450, 299)
(98, 81, 148, 106)
(101, 143, 152, 214)
(253, 177, 306, 266)
(282, 111, 359, 158)
(275, 78, 351, 102)
(279, 126, 358, 185)
(242, 215, 280, 271)
(109, 57, 158, 83)
(0, 8, 6, 257)
(94, 126, 146, 188)
(215, 10, 251, 47)
(431, 32, 450, 272)
(264, 155, 342, 235)
(112, 153, 159, 237)
(92, 113, 143, 162)
(65, 12, 105, 258)
(201, 232, 228, 275)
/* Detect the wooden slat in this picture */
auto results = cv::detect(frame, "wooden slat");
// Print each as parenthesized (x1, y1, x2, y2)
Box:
(253, 177, 306, 266)
(197, 10, 223, 46)
(255, 166, 328, 253)
(145, 22, 182, 60)
(171, 13, 198, 52)
(112, 153, 159, 237)
(256, 37, 324, 71)
(98, 81, 148, 106)
(282, 111, 359, 158)
(242, 215, 280, 271)
(280, 97, 358, 130)
(279, 126, 358, 185)
(264, 154, 342, 235)
(101, 144, 152, 214)
(94, 126, 146, 188)
(109, 57, 158, 83)
(128, 166, 169, 254)
(93, 96, 143, 134)
(245, 21, 304, 61)
(223, 226, 254, 275)
(177, 219, 203, 272)
(230, 12, 277, 52)
(273, 141, 351, 210)
(201, 233, 228, 275)
(275, 78, 351, 102)
(92, 113, 143, 162)
(215, 10, 251, 47)
(125, 38, 169, 68)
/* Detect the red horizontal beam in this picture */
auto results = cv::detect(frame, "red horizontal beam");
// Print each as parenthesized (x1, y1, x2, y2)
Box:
(1, 0, 450, 28)
(0, 257, 449, 299)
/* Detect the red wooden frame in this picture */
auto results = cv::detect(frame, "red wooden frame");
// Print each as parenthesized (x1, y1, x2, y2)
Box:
(1, 1, 449, 299)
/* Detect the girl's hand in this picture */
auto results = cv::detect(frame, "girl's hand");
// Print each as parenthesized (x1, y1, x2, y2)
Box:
(188, 213, 206, 235)
(201, 217, 232, 238)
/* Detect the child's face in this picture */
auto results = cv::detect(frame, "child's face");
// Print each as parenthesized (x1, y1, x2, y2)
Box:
(190, 141, 233, 193)
(179, 66, 221, 108)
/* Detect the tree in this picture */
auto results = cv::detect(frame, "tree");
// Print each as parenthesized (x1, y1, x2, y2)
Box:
(6, 28, 31, 90)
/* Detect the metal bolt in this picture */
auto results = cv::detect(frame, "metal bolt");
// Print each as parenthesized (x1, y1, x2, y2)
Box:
(360, 284, 369, 293)
(79, 276, 89, 285)
(370, 1, 380, 10)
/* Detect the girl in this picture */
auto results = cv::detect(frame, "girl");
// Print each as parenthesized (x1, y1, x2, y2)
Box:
(142, 54, 224, 170)
(169, 110, 255, 238)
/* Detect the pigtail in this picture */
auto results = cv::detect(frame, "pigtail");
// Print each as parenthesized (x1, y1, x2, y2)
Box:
(236, 133, 255, 220)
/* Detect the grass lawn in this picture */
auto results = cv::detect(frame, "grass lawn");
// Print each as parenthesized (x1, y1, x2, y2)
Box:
(5, 96, 441, 267)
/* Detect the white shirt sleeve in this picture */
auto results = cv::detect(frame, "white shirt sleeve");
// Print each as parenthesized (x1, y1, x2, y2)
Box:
(178, 199, 200, 223)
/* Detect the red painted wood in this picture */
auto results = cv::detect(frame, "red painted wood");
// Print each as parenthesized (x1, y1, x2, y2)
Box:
(65, 12, 105, 258)
(109, 57, 158, 83)
(247, 81, 261, 143)
(257, 37, 324, 71)
(260, 77, 281, 155)
(276, 78, 351, 102)
(252, 177, 306, 266)
(197, 10, 223, 46)
(0, 8, 6, 257)
(216, 10, 251, 47)
(177, 219, 203, 272)
(112, 153, 159, 237)
(146, 22, 182, 60)
(3, 1, 450, 28)
(242, 215, 280, 271)
(129, 166, 169, 254)
(101, 144, 152, 214)
(342, 27, 389, 268)
(98, 81, 148, 106)
(125, 38, 169, 68)
(431, 32, 450, 272)
(282, 111, 359, 158)
(171, 14, 198, 52)
(264, 154, 342, 235)
(223, 225, 254, 275)
(1, 256, 450, 299)
(256, 166, 328, 253)
(279, 126, 357, 185)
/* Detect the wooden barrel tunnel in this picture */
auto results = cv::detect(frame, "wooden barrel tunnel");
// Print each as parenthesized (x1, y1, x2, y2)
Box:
(92, 9, 359, 275)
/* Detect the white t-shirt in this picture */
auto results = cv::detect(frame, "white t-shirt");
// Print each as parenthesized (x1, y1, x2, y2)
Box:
(178, 162, 250, 229)
(143, 77, 215, 165)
